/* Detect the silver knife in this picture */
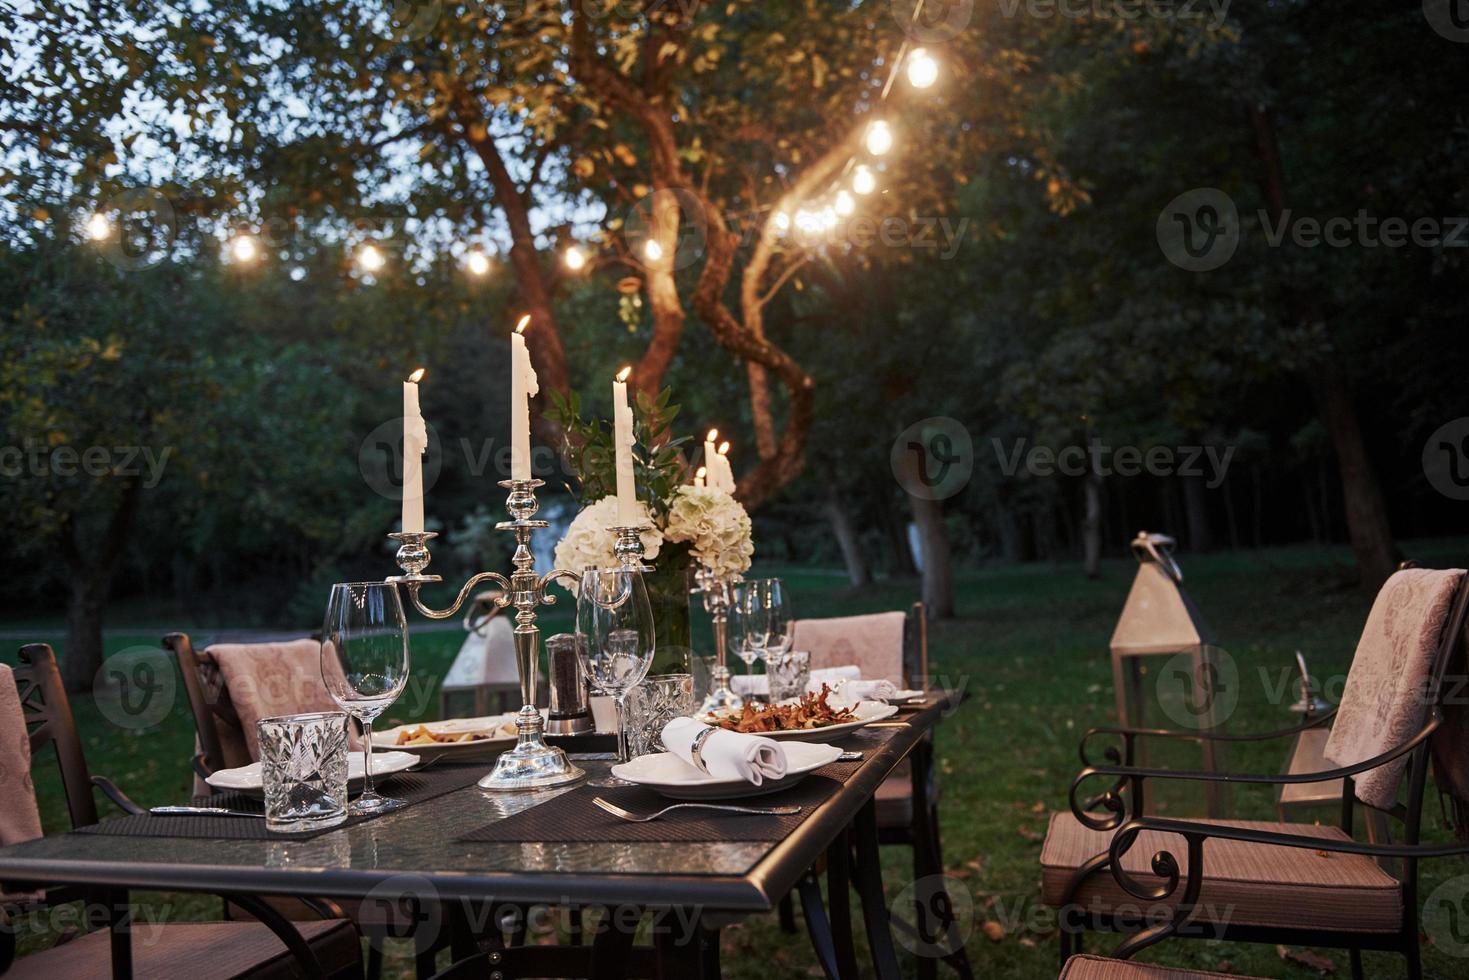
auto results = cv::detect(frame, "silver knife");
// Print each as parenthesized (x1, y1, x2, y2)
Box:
(149, 805, 266, 818)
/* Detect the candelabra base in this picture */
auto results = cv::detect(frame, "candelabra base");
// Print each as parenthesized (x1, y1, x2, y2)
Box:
(698, 666, 743, 715)
(478, 706, 585, 791)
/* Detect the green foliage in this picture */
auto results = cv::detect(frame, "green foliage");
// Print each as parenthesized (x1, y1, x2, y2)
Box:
(546, 386, 691, 518)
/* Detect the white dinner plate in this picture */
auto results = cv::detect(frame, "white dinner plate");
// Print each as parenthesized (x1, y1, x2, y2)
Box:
(375, 715, 520, 760)
(206, 750, 419, 798)
(610, 741, 844, 800)
(697, 699, 901, 743)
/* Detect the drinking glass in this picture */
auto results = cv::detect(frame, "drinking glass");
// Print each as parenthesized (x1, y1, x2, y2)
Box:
(321, 582, 410, 815)
(576, 568, 656, 786)
(624, 673, 695, 758)
(735, 578, 794, 695)
(732, 581, 771, 687)
(767, 650, 811, 702)
(258, 712, 350, 833)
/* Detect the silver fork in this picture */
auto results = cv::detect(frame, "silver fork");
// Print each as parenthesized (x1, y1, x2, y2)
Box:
(593, 797, 800, 822)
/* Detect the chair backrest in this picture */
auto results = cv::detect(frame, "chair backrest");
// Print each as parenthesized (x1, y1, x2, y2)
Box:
(11, 645, 97, 831)
(789, 603, 927, 687)
(165, 632, 252, 775)
(1323, 567, 1467, 811)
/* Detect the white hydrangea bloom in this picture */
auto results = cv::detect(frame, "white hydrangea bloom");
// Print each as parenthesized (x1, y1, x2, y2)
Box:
(663, 485, 754, 579)
(552, 496, 663, 573)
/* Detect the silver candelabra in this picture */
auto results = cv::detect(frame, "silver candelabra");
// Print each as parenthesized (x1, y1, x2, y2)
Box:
(387, 478, 585, 791)
(696, 566, 742, 713)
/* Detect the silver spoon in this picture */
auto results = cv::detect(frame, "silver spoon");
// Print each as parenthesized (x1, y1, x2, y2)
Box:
(592, 797, 800, 823)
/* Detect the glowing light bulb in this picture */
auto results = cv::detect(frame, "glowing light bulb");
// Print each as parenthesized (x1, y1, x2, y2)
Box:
(834, 190, 855, 216)
(795, 210, 821, 234)
(564, 245, 587, 271)
(773, 211, 791, 231)
(864, 120, 893, 156)
(357, 244, 385, 272)
(643, 239, 663, 262)
(852, 165, 877, 195)
(85, 212, 110, 241)
(229, 234, 259, 263)
(907, 48, 938, 89)
(467, 250, 490, 276)
(819, 207, 839, 230)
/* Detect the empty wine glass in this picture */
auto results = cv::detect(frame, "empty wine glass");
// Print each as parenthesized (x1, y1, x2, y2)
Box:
(735, 578, 794, 698)
(321, 582, 411, 815)
(732, 581, 771, 684)
(576, 568, 656, 787)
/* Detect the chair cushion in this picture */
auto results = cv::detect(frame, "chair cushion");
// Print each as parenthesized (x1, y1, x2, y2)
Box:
(875, 768, 914, 828)
(791, 611, 907, 684)
(0, 664, 43, 846)
(1060, 954, 1266, 979)
(11, 918, 359, 979)
(1040, 812, 1401, 933)
(1324, 567, 1464, 809)
(206, 640, 344, 760)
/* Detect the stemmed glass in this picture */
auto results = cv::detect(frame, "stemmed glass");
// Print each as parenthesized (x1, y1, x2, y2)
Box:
(321, 582, 411, 815)
(737, 578, 794, 698)
(732, 581, 771, 684)
(576, 567, 656, 787)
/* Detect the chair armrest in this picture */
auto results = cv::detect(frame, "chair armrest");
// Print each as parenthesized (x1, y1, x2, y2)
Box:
(1068, 712, 1441, 831)
(1078, 709, 1337, 768)
(90, 775, 146, 816)
(190, 752, 214, 782)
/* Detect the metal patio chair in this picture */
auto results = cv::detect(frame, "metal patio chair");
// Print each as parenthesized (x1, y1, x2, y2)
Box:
(1042, 565, 1469, 979)
(0, 643, 361, 979)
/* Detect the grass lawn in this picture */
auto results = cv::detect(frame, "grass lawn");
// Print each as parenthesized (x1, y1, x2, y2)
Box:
(5, 538, 1469, 978)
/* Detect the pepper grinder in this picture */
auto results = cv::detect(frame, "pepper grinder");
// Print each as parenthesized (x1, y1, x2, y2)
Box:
(545, 633, 594, 735)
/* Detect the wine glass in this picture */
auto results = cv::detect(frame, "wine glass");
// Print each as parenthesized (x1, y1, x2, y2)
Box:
(577, 567, 656, 787)
(732, 581, 771, 684)
(738, 579, 794, 699)
(321, 582, 411, 815)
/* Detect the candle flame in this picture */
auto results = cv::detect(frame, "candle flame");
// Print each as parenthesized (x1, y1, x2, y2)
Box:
(706, 428, 718, 441)
(696, 466, 707, 478)
(407, 367, 425, 383)
(717, 441, 730, 455)
(616, 365, 632, 382)
(514, 314, 531, 334)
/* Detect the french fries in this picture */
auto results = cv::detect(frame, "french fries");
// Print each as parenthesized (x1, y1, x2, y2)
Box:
(394, 722, 517, 746)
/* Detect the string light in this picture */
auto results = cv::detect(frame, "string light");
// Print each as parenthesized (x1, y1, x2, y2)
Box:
(564, 245, 587, 271)
(85, 212, 110, 241)
(774, 211, 791, 231)
(864, 120, 894, 156)
(466, 250, 491, 276)
(852, 165, 877, 195)
(819, 206, 839, 231)
(229, 234, 259, 263)
(834, 190, 855, 216)
(357, 243, 386, 272)
(907, 48, 939, 89)
(643, 239, 663, 262)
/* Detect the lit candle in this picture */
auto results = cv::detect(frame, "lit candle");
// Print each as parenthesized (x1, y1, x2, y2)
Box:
(695, 466, 707, 488)
(716, 440, 734, 493)
(703, 428, 719, 487)
(613, 366, 637, 524)
(510, 314, 536, 481)
(402, 368, 427, 533)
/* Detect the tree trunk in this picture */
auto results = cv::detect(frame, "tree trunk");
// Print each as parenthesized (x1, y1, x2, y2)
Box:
(885, 505, 919, 577)
(61, 573, 110, 693)
(1182, 475, 1213, 553)
(1083, 471, 1103, 578)
(824, 491, 871, 587)
(747, 362, 777, 459)
(1315, 369, 1400, 587)
(899, 454, 954, 618)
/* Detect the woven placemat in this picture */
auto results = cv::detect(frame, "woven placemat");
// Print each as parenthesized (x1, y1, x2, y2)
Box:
(457, 761, 862, 844)
(74, 763, 488, 841)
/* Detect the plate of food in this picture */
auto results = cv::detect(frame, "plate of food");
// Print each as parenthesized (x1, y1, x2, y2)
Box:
(205, 751, 418, 798)
(376, 715, 520, 760)
(698, 687, 901, 743)
(610, 741, 844, 800)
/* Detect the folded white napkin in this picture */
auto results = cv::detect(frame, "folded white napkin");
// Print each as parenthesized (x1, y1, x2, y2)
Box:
(730, 664, 862, 697)
(834, 678, 899, 702)
(662, 717, 788, 785)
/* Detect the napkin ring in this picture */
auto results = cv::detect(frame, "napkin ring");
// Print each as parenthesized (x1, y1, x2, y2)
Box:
(690, 726, 718, 775)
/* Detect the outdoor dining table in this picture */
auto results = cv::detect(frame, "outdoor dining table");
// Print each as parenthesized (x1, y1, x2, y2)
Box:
(0, 695, 960, 980)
